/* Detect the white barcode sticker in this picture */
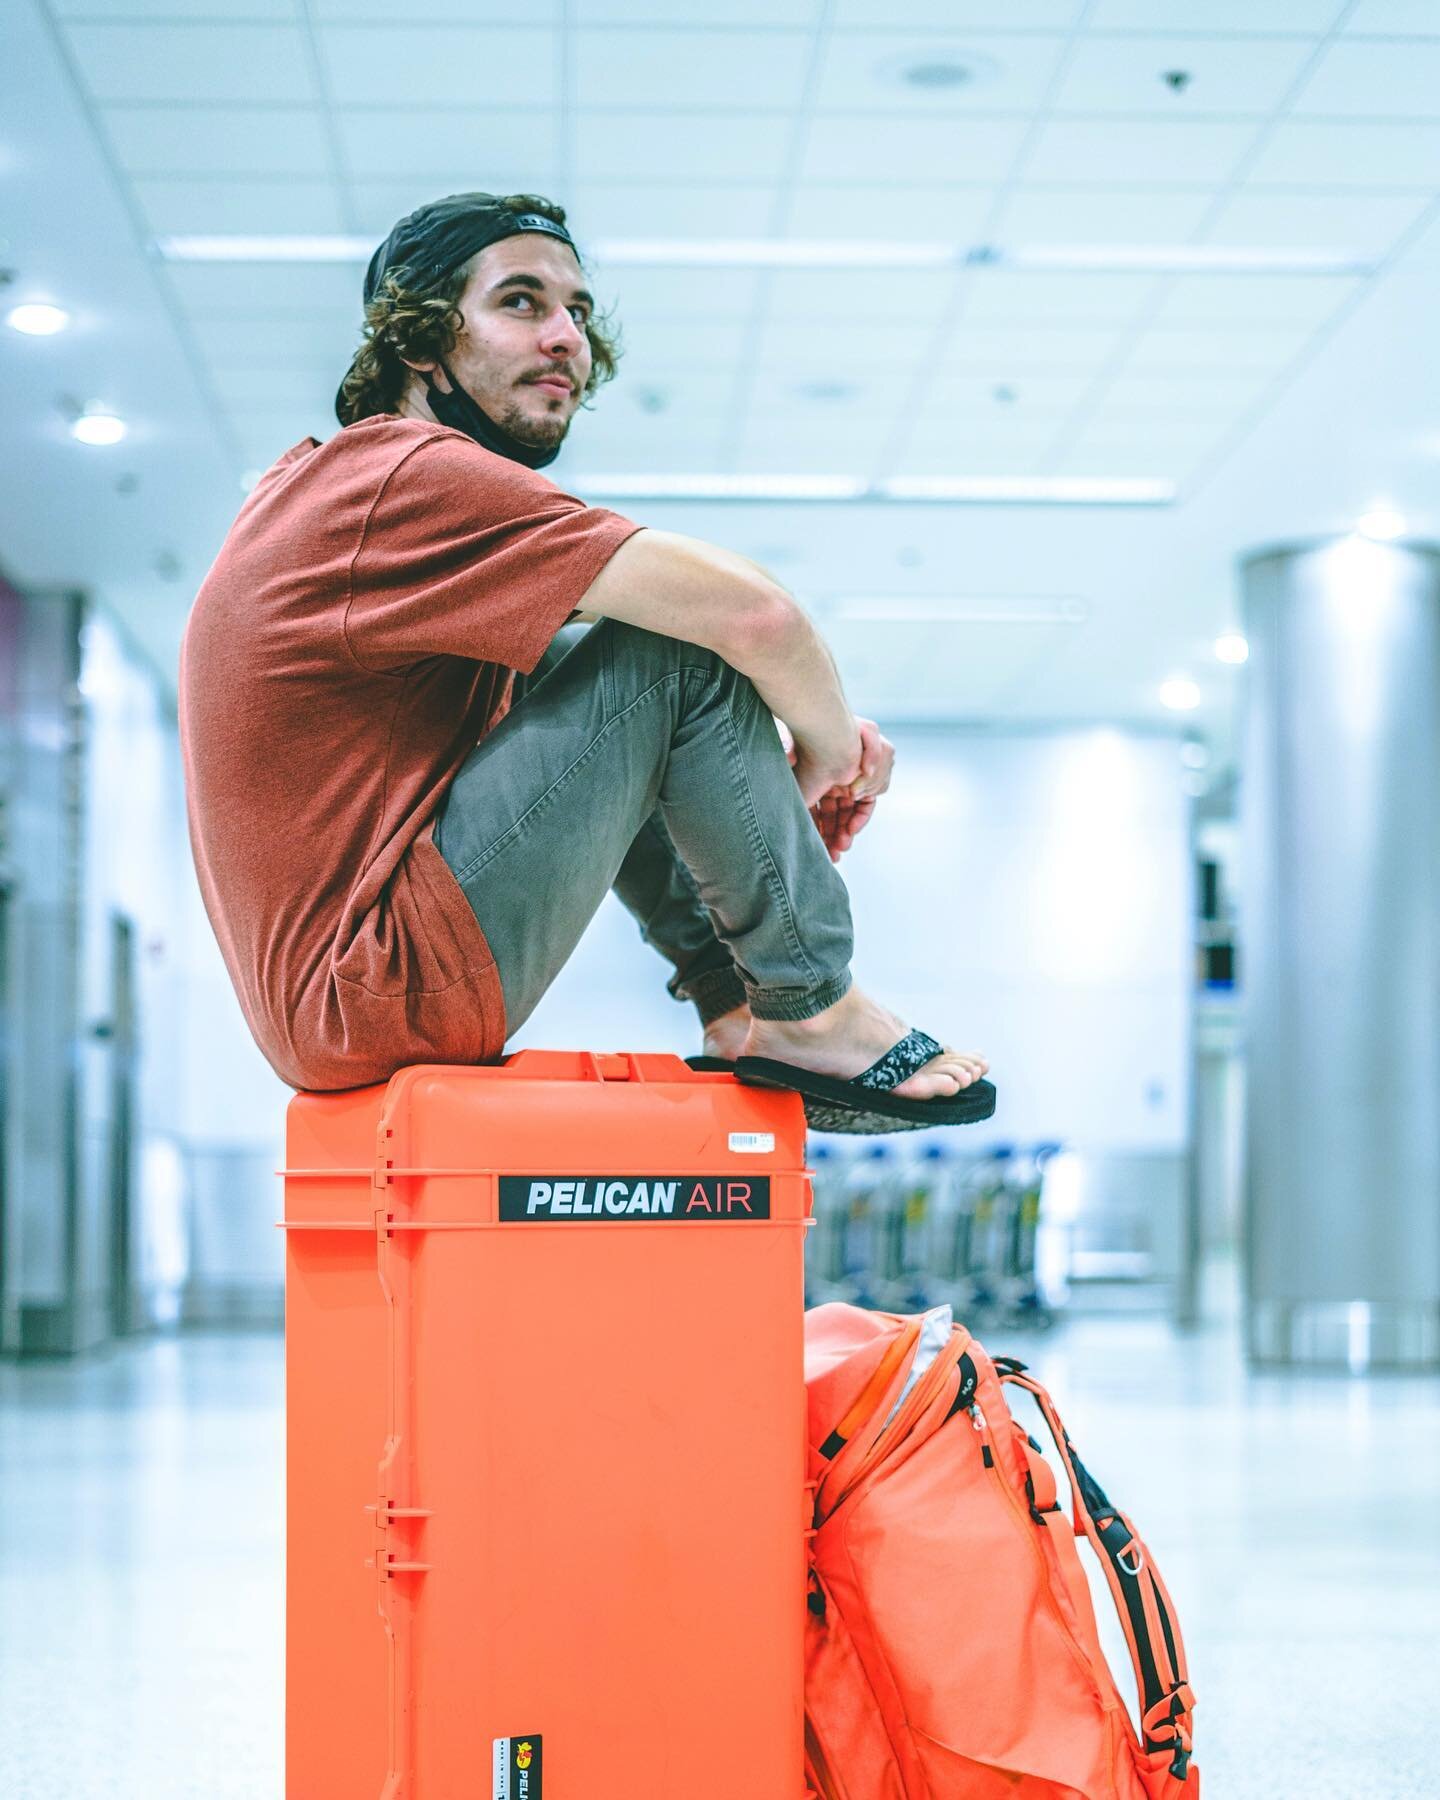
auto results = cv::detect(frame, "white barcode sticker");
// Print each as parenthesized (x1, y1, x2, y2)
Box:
(728, 1131, 775, 1154)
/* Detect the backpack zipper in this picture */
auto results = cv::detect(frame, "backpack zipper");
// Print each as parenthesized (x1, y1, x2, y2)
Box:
(967, 1399, 1117, 1717)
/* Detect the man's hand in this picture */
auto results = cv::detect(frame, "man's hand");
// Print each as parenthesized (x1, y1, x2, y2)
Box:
(778, 716, 895, 861)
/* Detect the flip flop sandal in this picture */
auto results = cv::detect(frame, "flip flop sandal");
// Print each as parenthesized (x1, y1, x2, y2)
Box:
(734, 1029, 995, 1130)
(685, 1036, 995, 1135)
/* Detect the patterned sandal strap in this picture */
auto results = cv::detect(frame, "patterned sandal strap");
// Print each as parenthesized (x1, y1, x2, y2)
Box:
(853, 1029, 945, 1093)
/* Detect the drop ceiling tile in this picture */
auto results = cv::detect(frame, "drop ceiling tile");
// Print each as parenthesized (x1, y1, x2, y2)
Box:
(315, 0, 558, 16)
(61, 22, 316, 104)
(1023, 118, 1261, 185)
(785, 182, 996, 238)
(579, 0, 821, 16)
(918, 371, 1094, 414)
(1149, 271, 1363, 326)
(166, 262, 361, 314)
(963, 269, 1163, 323)
(1343, 0, 1440, 30)
(1085, 0, 1339, 28)
(1001, 185, 1218, 241)
(800, 115, 1032, 184)
(569, 182, 777, 237)
(1097, 370, 1274, 413)
(812, 32, 1067, 113)
(573, 111, 793, 182)
(194, 315, 351, 363)
(1207, 189, 1429, 253)
(351, 177, 563, 236)
(834, 0, 1081, 24)
(100, 104, 329, 179)
(334, 107, 562, 177)
(734, 422, 880, 473)
(940, 323, 1127, 371)
(318, 27, 558, 107)
(615, 316, 757, 362)
(54, 0, 292, 16)
(1246, 119, 1440, 185)
(573, 28, 813, 108)
(582, 266, 762, 318)
(1051, 33, 1315, 115)
(888, 420, 1058, 473)
(1122, 325, 1315, 371)
(563, 407, 732, 461)
(752, 318, 926, 375)
(765, 266, 959, 318)
(131, 177, 346, 236)
(599, 368, 740, 416)
(1292, 36, 1440, 116)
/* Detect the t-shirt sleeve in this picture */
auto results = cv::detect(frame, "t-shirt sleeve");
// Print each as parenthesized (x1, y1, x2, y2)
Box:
(344, 432, 643, 675)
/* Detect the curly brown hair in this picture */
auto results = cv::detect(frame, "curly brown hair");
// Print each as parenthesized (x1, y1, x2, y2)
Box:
(335, 193, 622, 426)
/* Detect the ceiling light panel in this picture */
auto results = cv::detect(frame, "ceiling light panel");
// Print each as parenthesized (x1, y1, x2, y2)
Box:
(1022, 118, 1261, 187)
(573, 27, 813, 107)
(800, 114, 1031, 185)
(1051, 34, 1314, 115)
(62, 21, 314, 104)
(812, 32, 1066, 112)
(318, 27, 559, 106)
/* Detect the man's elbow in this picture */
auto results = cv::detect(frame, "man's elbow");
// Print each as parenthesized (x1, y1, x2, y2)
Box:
(721, 582, 804, 667)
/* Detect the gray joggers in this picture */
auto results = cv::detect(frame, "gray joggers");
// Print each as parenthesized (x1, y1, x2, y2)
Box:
(434, 618, 855, 1040)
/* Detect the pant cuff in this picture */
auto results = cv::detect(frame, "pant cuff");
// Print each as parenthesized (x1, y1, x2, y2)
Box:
(746, 968, 852, 1023)
(675, 965, 749, 1029)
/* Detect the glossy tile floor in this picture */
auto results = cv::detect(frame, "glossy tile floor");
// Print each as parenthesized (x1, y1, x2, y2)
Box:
(2, 1271, 1436, 1798)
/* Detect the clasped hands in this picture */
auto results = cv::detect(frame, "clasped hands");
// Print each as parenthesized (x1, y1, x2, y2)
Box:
(777, 717, 896, 864)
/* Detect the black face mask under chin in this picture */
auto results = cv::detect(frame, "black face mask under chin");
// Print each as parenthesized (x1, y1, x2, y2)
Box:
(422, 359, 561, 470)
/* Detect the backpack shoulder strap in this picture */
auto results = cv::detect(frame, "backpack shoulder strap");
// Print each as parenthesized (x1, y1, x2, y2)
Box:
(997, 1365, 1196, 1786)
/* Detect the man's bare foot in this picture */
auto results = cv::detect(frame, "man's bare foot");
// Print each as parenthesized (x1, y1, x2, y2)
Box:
(702, 1002, 751, 1063)
(740, 986, 987, 1102)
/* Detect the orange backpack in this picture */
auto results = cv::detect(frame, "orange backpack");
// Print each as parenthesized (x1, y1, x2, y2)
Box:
(802, 1303, 1198, 1799)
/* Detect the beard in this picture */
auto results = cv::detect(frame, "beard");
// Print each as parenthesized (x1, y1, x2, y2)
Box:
(494, 388, 573, 452)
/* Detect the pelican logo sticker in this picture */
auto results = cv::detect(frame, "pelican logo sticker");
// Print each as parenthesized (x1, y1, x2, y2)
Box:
(493, 1733, 542, 1798)
(499, 1176, 771, 1221)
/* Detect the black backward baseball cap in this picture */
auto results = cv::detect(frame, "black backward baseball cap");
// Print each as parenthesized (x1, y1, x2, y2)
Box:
(362, 192, 579, 305)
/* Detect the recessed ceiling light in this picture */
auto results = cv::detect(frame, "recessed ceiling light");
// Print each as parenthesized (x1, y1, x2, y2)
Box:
(1160, 678, 1201, 712)
(7, 301, 70, 335)
(1356, 506, 1406, 541)
(879, 49, 1001, 93)
(71, 409, 126, 446)
(1214, 633, 1249, 665)
(1179, 740, 1209, 769)
(882, 475, 1175, 504)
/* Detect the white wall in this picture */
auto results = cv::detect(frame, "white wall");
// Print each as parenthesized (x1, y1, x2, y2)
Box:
(515, 726, 1194, 1156)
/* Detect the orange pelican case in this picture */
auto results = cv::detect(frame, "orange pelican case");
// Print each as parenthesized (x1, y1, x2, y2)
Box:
(283, 1050, 813, 1799)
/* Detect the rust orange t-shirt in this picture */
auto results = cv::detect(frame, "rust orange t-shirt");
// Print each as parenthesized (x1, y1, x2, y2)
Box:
(179, 414, 642, 1092)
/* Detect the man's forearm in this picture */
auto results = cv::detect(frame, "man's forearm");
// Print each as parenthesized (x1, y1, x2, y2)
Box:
(724, 598, 858, 778)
